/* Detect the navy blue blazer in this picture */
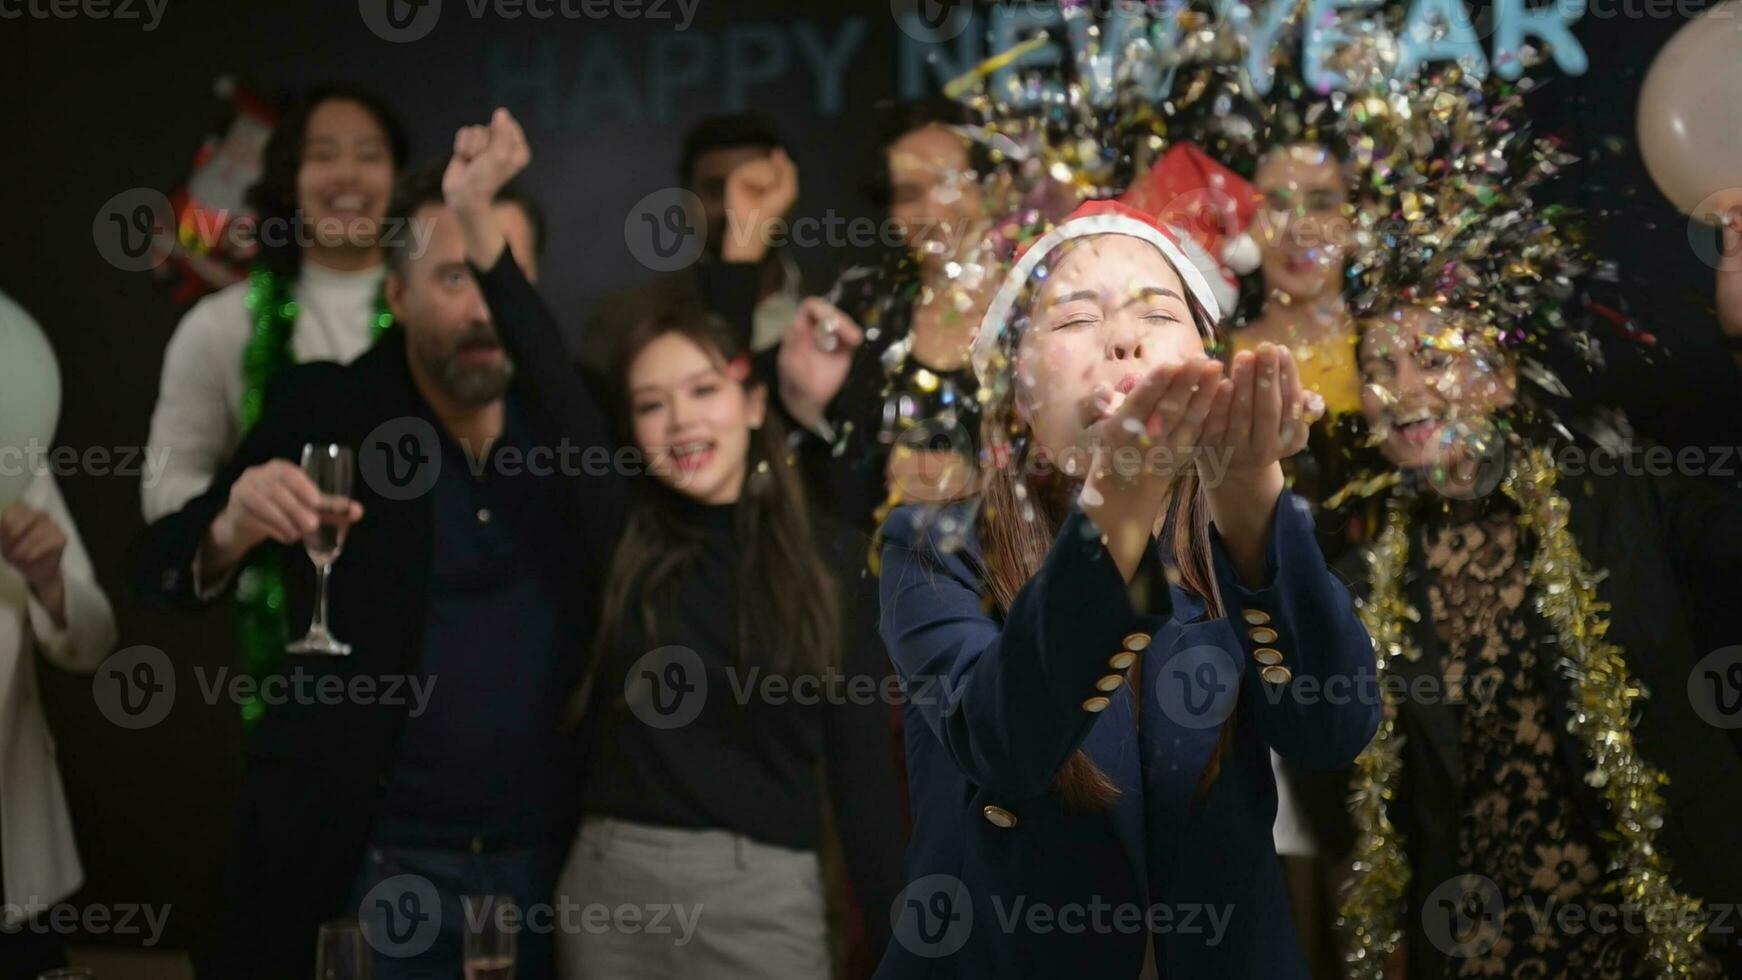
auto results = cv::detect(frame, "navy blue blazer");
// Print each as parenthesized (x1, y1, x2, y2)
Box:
(875, 492, 1378, 979)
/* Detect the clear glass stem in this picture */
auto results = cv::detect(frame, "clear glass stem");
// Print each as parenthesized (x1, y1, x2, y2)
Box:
(312, 564, 332, 636)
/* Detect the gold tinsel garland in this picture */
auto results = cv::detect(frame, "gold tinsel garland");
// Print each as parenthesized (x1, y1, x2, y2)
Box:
(1504, 447, 1717, 978)
(1336, 448, 1720, 978)
(1337, 497, 1418, 980)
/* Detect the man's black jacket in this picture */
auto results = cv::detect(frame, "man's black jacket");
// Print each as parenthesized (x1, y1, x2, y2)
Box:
(134, 325, 622, 979)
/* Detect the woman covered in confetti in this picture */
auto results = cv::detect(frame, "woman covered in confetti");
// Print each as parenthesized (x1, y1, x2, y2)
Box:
(1322, 68, 1742, 980)
(1340, 298, 1742, 980)
(875, 197, 1379, 978)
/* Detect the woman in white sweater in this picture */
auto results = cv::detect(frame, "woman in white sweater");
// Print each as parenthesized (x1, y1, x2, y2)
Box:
(144, 83, 407, 521)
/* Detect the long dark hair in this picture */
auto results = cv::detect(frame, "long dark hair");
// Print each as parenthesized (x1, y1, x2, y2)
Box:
(581, 309, 842, 721)
(976, 250, 1235, 810)
(245, 83, 409, 275)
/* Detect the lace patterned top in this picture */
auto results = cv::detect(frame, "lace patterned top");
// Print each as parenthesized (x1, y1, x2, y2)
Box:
(1423, 511, 1647, 979)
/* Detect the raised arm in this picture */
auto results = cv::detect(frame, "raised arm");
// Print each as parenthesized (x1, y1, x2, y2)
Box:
(445, 109, 626, 539)
(1205, 491, 1380, 770)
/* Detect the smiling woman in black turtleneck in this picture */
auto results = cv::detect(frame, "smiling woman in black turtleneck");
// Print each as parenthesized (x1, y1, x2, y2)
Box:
(445, 109, 904, 980)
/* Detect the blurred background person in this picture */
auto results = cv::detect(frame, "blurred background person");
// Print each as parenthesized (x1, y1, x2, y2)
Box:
(1235, 141, 1360, 418)
(144, 83, 408, 522)
(134, 167, 565, 980)
(0, 293, 117, 977)
(141, 83, 409, 731)
(1341, 302, 1742, 978)
(582, 111, 804, 381)
(776, 97, 1001, 534)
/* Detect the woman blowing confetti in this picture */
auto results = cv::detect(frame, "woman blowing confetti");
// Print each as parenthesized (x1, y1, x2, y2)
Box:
(875, 198, 1378, 979)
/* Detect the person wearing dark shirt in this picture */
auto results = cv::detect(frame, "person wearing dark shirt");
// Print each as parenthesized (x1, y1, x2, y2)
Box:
(446, 110, 904, 979)
(134, 167, 576, 980)
(1333, 304, 1742, 978)
(776, 98, 1001, 535)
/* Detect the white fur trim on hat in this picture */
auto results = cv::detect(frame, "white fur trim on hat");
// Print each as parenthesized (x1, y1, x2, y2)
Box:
(972, 212, 1224, 384)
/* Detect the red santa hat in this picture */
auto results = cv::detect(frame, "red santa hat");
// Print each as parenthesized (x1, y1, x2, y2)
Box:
(1120, 142, 1262, 312)
(972, 198, 1226, 383)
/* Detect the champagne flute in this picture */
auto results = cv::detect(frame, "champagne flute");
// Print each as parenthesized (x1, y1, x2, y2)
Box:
(314, 919, 371, 980)
(463, 895, 517, 980)
(286, 443, 356, 656)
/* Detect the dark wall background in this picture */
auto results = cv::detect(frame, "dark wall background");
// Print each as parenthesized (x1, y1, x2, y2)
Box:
(3, 0, 1737, 953)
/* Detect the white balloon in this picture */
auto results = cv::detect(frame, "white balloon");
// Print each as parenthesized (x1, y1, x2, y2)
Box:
(1638, 1, 1742, 222)
(0, 291, 62, 509)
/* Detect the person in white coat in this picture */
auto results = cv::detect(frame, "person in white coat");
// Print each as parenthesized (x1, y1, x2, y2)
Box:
(0, 472, 116, 974)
